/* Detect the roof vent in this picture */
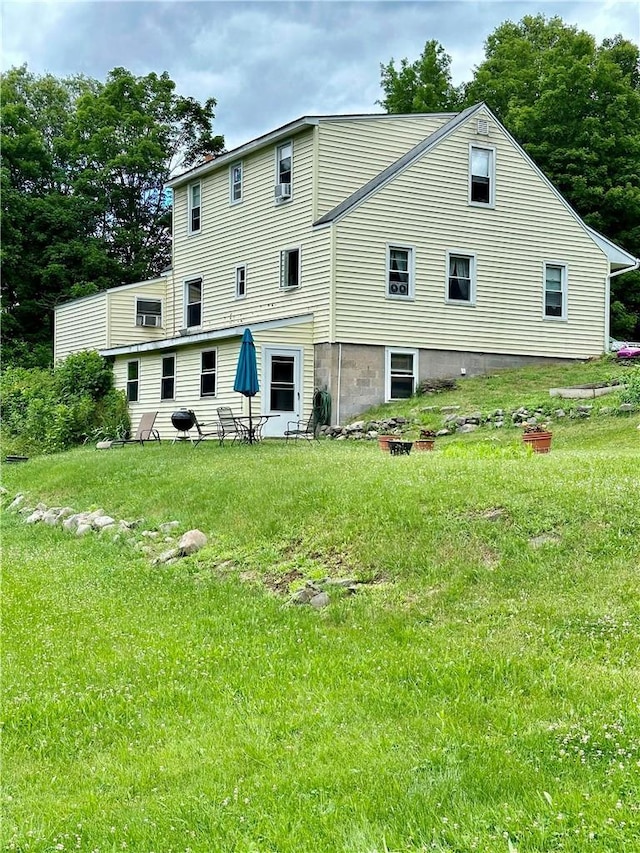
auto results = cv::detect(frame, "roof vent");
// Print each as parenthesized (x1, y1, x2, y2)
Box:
(477, 119, 490, 136)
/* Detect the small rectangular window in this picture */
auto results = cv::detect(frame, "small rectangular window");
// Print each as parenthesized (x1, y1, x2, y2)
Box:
(185, 278, 202, 327)
(447, 252, 476, 304)
(386, 349, 417, 401)
(230, 162, 243, 203)
(200, 349, 216, 397)
(236, 265, 247, 299)
(160, 355, 175, 401)
(277, 141, 292, 186)
(136, 298, 162, 327)
(126, 360, 139, 402)
(189, 182, 201, 232)
(544, 263, 567, 320)
(470, 146, 493, 205)
(280, 248, 300, 289)
(387, 246, 413, 298)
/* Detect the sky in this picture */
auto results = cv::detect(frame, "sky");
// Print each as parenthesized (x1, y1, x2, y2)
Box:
(2, 0, 639, 151)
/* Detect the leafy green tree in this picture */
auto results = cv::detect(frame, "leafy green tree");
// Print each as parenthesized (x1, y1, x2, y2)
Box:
(379, 40, 461, 113)
(0, 66, 224, 368)
(379, 16, 640, 338)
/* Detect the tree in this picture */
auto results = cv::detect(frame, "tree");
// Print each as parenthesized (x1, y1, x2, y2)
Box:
(378, 17, 640, 338)
(379, 40, 461, 114)
(0, 66, 224, 367)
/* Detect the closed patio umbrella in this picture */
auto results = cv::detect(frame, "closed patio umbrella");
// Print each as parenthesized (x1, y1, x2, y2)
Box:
(233, 328, 260, 443)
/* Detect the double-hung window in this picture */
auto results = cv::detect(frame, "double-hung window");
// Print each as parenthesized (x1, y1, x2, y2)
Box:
(161, 355, 175, 401)
(235, 264, 247, 299)
(280, 248, 300, 289)
(126, 360, 139, 403)
(386, 348, 418, 400)
(200, 350, 216, 397)
(469, 146, 494, 206)
(275, 141, 292, 201)
(230, 162, 243, 203)
(185, 278, 202, 327)
(188, 182, 201, 233)
(544, 262, 567, 320)
(446, 252, 476, 305)
(387, 245, 414, 298)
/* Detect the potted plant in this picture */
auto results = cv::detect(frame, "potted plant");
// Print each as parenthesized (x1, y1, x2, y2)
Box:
(413, 428, 437, 452)
(522, 423, 553, 453)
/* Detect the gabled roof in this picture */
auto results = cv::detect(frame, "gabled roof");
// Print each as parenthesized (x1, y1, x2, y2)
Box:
(313, 103, 484, 227)
(166, 111, 456, 189)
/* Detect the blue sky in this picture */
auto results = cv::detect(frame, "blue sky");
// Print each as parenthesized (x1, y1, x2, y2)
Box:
(2, 1, 638, 149)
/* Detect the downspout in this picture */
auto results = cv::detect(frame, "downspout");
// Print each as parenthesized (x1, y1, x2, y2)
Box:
(336, 342, 342, 427)
(607, 259, 640, 348)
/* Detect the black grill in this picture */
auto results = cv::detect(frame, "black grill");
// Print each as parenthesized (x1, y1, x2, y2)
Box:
(171, 410, 196, 431)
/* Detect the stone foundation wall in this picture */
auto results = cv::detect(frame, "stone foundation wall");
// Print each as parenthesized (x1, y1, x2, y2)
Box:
(314, 343, 572, 424)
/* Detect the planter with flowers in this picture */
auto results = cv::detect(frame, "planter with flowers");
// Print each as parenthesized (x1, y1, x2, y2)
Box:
(412, 428, 437, 452)
(522, 423, 553, 453)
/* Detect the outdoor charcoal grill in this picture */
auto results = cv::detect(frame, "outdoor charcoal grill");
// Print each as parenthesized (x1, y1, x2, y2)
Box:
(171, 409, 196, 441)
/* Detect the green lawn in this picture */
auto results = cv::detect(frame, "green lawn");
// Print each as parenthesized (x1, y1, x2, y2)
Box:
(3, 363, 640, 852)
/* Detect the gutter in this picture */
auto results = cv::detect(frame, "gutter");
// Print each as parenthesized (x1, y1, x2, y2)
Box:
(605, 258, 640, 350)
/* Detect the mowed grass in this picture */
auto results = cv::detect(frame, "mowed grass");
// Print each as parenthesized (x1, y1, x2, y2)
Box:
(3, 364, 640, 852)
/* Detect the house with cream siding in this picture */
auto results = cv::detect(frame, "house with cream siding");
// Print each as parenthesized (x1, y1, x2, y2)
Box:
(54, 103, 638, 436)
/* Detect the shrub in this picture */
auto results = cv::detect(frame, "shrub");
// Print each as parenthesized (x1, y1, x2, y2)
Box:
(0, 352, 129, 455)
(620, 367, 640, 406)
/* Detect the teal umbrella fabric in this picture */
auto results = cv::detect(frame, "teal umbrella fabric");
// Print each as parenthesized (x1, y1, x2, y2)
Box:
(233, 328, 260, 441)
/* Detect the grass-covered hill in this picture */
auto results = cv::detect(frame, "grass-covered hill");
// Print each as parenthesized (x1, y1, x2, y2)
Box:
(3, 358, 640, 852)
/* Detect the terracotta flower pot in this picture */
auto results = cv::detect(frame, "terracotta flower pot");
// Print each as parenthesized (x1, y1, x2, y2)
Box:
(522, 431, 553, 453)
(413, 439, 435, 452)
(377, 435, 397, 452)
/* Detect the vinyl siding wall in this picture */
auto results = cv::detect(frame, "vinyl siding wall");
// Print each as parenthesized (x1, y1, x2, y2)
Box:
(169, 129, 331, 343)
(315, 115, 451, 217)
(108, 279, 168, 347)
(54, 293, 108, 361)
(113, 320, 315, 438)
(333, 113, 609, 358)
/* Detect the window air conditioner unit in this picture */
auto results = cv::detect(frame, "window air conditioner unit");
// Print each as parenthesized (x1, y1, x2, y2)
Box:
(274, 182, 291, 201)
(477, 119, 490, 136)
(137, 314, 160, 327)
(389, 283, 409, 296)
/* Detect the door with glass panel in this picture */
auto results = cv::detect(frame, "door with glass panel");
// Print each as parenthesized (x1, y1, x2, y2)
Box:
(262, 347, 302, 437)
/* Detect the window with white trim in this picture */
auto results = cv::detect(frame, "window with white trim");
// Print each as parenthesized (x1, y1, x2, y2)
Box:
(160, 355, 175, 401)
(469, 146, 494, 206)
(386, 348, 418, 400)
(200, 350, 217, 397)
(235, 264, 247, 299)
(136, 298, 162, 328)
(188, 182, 201, 233)
(277, 141, 292, 185)
(544, 262, 567, 320)
(280, 248, 300, 289)
(387, 245, 414, 298)
(126, 360, 139, 402)
(230, 162, 243, 203)
(185, 278, 202, 327)
(446, 252, 476, 304)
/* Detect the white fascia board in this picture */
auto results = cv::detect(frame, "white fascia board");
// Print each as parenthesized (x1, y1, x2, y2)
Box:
(585, 226, 638, 270)
(54, 290, 107, 314)
(100, 313, 314, 357)
(166, 119, 320, 189)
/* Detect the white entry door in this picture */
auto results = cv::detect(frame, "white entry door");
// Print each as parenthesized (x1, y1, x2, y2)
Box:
(262, 347, 302, 437)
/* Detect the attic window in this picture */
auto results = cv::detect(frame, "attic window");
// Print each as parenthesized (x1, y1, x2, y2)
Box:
(469, 145, 494, 206)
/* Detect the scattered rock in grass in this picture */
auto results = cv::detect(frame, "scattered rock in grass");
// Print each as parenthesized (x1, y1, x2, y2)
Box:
(480, 508, 506, 521)
(25, 509, 45, 524)
(309, 592, 330, 609)
(76, 523, 92, 536)
(290, 585, 320, 605)
(620, 403, 634, 412)
(155, 548, 180, 565)
(92, 515, 116, 530)
(159, 521, 180, 533)
(178, 529, 207, 556)
(141, 530, 159, 539)
(458, 423, 479, 433)
(7, 494, 25, 512)
(530, 533, 561, 548)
